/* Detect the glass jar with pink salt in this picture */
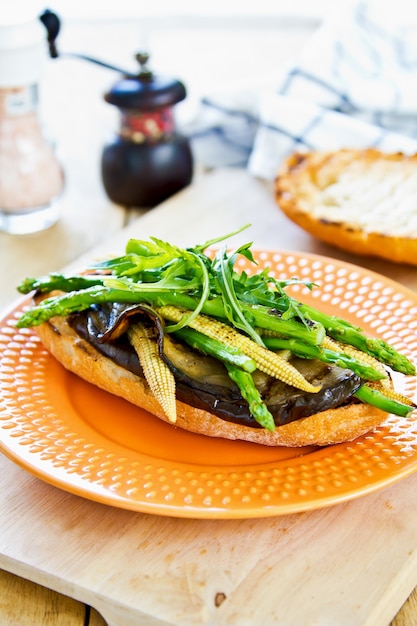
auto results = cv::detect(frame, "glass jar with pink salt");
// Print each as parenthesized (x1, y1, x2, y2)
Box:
(0, 10, 64, 234)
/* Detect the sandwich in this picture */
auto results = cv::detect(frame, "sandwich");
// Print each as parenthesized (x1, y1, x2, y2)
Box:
(15, 227, 415, 447)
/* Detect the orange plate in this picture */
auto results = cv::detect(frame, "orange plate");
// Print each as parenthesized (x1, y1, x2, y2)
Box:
(1, 250, 417, 518)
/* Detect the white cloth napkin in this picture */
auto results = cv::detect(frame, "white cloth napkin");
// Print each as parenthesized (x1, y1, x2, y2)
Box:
(188, 0, 417, 179)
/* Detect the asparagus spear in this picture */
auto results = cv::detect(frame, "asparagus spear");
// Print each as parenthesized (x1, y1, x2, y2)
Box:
(299, 303, 415, 376)
(16, 284, 326, 346)
(225, 364, 276, 431)
(354, 384, 414, 418)
(18, 273, 103, 294)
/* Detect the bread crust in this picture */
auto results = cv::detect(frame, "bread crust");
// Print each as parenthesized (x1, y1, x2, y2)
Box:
(275, 149, 417, 265)
(35, 314, 391, 447)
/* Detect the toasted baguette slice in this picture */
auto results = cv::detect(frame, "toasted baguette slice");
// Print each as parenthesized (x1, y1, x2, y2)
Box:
(35, 314, 391, 448)
(275, 149, 417, 264)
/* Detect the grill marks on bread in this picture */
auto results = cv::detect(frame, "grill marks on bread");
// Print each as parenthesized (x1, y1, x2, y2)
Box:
(276, 149, 417, 264)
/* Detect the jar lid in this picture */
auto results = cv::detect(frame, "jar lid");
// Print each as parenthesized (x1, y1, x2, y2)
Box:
(104, 53, 186, 110)
(0, 7, 46, 87)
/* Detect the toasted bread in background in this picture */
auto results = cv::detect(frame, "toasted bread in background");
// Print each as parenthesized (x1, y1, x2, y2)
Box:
(275, 149, 417, 265)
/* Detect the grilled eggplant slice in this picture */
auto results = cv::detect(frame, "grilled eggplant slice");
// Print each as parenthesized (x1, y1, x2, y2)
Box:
(69, 303, 362, 428)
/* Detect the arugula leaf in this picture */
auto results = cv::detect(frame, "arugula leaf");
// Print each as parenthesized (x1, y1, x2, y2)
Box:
(212, 247, 265, 345)
(190, 223, 252, 254)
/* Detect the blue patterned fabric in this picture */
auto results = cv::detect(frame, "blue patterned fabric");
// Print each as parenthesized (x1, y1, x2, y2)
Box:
(188, 1, 417, 179)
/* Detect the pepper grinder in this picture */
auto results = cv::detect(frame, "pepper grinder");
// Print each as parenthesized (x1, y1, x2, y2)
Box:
(101, 52, 193, 208)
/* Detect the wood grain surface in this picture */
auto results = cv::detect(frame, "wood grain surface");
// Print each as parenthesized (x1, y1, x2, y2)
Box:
(1, 170, 417, 625)
(0, 571, 414, 625)
(2, 15, 417, 625)
(0, 570, 85, 625)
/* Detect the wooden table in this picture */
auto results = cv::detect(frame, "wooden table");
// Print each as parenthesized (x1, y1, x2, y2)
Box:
(1, 15, 417, 626)
(1, 168, 417, 625)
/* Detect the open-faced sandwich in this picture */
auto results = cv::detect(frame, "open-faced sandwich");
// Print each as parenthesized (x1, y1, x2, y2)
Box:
(275, 148, 417, 265)
(16, 227, 415, 447)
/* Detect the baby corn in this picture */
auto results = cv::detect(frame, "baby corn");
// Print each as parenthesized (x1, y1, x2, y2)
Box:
(157, 305, 321, 393)
(128, 322, 177, 423)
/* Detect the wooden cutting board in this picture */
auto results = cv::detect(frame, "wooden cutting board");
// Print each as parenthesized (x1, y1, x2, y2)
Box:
(2, 168, 417, 626)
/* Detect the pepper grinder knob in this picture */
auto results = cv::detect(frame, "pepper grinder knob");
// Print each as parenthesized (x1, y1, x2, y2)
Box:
(39, 9, 61, 59)
(136, 52, 150, 73)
